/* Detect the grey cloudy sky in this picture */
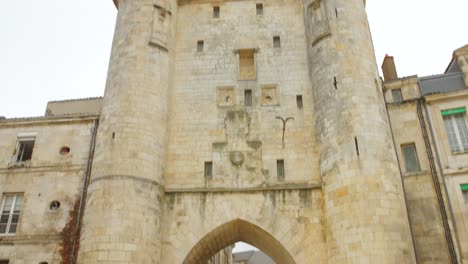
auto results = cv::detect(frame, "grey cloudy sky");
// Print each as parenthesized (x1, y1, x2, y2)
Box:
(1, 0, 467, 119)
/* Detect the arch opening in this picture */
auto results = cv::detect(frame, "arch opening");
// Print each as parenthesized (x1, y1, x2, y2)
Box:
(183, 219, 295, 264)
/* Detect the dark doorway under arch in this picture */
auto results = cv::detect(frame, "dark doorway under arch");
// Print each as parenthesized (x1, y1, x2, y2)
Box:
(183, 219, 295, 264)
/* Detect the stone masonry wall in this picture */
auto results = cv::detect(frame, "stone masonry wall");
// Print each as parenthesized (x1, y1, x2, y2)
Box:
(0, 118, 96, 263)
(166, 0, 319, 189)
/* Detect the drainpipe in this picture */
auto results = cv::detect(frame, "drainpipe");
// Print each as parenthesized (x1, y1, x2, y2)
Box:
(70, 118, 99, 263)
(382, 84, 420, 263)
(422, 96, 464, 262)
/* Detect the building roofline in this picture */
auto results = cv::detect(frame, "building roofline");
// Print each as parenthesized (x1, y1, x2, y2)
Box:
(382, 75, 418, 85)
(0, 114, 99, 127)
(47, 96, 103, 104)
(419, 71, 464, 81)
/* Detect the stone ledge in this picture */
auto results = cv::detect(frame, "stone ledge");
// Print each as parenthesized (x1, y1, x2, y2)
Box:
(165, 182, 322, 194)
(0, 164, 85, 174)
(89, 174, 162, 188)
(0, 234, 60, 245)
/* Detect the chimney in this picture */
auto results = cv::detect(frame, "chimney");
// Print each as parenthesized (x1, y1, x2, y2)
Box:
(381, 54, 398, 81)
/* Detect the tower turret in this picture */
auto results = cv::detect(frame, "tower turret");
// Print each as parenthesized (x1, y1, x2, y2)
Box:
(78, 0, 176, 262)
(302, 0, 416, 262)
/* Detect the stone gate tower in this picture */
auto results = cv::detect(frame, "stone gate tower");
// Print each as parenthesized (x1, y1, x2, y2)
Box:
(77, 0, 417, 263)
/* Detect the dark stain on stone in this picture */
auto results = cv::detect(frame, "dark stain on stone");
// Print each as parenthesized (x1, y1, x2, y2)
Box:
(167, 193, 176, 210)
(247, 140, 262, 150)
(299, 190, 311, 208)
(200, 193, 207, 219)
(269, 191, 276, 208)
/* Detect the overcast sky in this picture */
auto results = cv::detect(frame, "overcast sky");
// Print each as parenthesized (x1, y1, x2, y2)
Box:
(0, 0, 467, 119)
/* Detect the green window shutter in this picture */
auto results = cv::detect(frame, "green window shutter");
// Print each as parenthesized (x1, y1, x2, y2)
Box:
(441, 107, 466, 116)
(461, 184, 468, 191)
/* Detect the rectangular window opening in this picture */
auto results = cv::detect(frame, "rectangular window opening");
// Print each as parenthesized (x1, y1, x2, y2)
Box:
(1, 193, 23, 235)
(213, 6, 220, 18)
(443, 111, 468, 153)
(0, 260, 9, 264)
(197, 40, 204, 52)
(204, 162, 213, 178)
(461, 184, 468, 203)
(256, 3, 263, 15)
(392, 89, 403, 103)
(401, 143, 421, 173)
(273, 36, 281, 48)
(238, 49, 256, 80)
(244, 90, 252, 107)
(277, 159, 285, 181)
(15, 137, 35, 163)
(296, 95, 303, 109)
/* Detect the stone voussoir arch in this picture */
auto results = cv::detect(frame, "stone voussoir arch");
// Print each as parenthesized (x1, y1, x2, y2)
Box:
(182, 218, 296, 264)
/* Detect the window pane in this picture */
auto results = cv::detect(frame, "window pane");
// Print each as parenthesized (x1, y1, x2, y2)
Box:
(402, 144, 420, 173)
(204, 162, 212, 177)
(245, 90, 252, 107)
(273, 36, 281, 48)
(213, 6, 220, 18)
(444, 116, 460, 152)
(21, 141, 35, 161)
(0, 224, 6, 234)
(14, 195, 23, 211)
(8, 224, 17, 233)
(392, 89, 402, 103)
(197, 41, 204, 52)
(454, 114, 468, 151)
(256, 4, 263, 15)
(277, 160, 285, 181)
(3, 196, 14, 211)
(11, 214, 19, 224)
(463, 190, 468, 203)
(296, 95, 303, 109)
(0, 214, 9, 224)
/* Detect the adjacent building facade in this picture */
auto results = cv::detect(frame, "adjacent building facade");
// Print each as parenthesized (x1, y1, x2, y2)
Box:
(382, 45, 468, 263)
(0, 0, 468, 263)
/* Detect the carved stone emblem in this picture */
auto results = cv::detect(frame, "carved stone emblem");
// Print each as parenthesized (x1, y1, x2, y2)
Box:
(230, 151, 244, 166)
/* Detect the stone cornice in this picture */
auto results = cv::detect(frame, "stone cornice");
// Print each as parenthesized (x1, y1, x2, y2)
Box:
(165, 182, 322, 194)
(0, 114, 99, 127)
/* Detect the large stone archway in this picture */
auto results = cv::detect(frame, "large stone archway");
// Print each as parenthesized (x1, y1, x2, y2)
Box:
(159, 189, 326, 263)
(183, 219, 295, 264)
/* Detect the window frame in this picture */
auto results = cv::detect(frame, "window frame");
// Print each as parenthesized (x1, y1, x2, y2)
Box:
(197, 40, 204, 52)
(442, 110, 468, 153)
(204, 161, 213, 178)
(256, 3, 263, 15)
(277, 159, 285, 181)
(0, 193, 23, 236)
(13, 136, 36, 163)
(392, 89, 403, 103)
(273, 36, 281, 48)
(401, 143, 421, 173)
(296, 95, 303, 109)
(213, 6, 220, 18)
(244, 89, 253, 107)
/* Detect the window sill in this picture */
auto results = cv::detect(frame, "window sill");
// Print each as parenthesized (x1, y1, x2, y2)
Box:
(451, 150, 468, 156)
(7, 161, 32, 169)
(0, 233, 16, 237)
(404, 170, 429, 177)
